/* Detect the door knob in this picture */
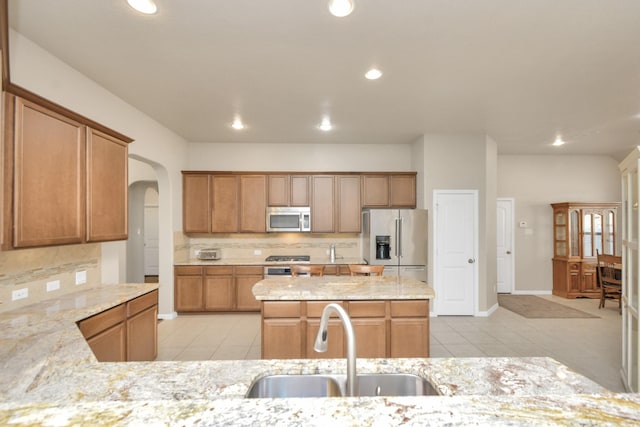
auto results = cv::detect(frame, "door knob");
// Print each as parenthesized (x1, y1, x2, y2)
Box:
(468, 258, 475, 264)
(506, 251, 511, 254)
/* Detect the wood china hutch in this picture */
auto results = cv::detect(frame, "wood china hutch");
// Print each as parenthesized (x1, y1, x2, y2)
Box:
(551, 202, 620, 298)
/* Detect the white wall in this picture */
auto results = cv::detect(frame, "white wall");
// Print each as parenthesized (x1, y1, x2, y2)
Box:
(497, 154, 621, 293)
(10, 30, 188, 316)
(187, 142, 413, 171)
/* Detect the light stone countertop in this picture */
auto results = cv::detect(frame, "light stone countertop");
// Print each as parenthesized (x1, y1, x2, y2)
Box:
(174, 256, 367, 266)
(1, 283, 639, 426)
(252, 276, 435, 300)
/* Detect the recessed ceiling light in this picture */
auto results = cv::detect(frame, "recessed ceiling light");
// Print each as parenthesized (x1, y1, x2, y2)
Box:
(552, 136, 565, 146)
(232, 118, 245, 130)
(328, 0, 354, 17)
(365, 68, 383, 80)
(319, 117, 332, 131)
(127, 0, 157, 14)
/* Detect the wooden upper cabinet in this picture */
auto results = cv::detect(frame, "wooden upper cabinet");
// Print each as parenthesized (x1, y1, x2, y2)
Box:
(268, 174, 310, 207)
(183, 174, 210, 233)
(362, 173, 416, 208)
(13, 97, 86, 247)
(211, 175, 238, 233)
(389, 174, 416, 208)
(239, 175, 266, 232)
(86, 128, 128, 242)
(311, 175, 335, 233)
(337, 175, 361, 233)
(361, 175, 389, 207)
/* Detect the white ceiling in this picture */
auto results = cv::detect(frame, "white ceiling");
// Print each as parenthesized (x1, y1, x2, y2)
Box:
(8, 0, 640, 160)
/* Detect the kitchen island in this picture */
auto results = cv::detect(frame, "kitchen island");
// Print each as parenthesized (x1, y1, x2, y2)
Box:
(253, 275, 435, 359)
(1, 283, 639, 425)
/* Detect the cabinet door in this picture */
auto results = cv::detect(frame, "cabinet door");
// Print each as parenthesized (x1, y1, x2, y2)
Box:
(568, 262, 581, 294)
(361, 175, 389, 207)
(352, 318, 386, 358)
(239, 175, 266, 233)
(262, 319, 303, 359)
(306, 319, 345, 358)
(290, 175, 310, 206)
(126, 304, 158, 361)
(581, 264, 598, 293)
(204, 275, 234, 310)
(311, 175, 335, 233)
(337, 175, 361, 233)
(13, 97, 85, 247)
(86, 128, 128, 242)
(86, 322, 126, 362)
(183, 174, 210, 233)
(268, 175, 288, 206)
(389, 175, 416, 208)
(235, 267, 262, 311)
(390, 318, 429, 357)
(174, 270, 204, 311)
(211, 175, 238, 232)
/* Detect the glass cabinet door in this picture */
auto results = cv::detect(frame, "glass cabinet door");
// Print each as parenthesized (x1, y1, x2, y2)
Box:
(554, 210, 567, 256)
(570, 210, 580, 257)
(603, 210, 616, 255)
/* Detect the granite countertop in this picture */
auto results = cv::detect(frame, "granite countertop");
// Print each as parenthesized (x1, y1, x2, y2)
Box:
(252, 276, 435, 300)
(1, 283, 639, 425)
(174, 256, 367, 266)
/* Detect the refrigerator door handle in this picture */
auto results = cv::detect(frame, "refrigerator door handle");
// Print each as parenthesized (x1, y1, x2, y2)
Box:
(396, 217, 402, 258)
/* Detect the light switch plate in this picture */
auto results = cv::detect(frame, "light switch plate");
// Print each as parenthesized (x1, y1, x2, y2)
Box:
(46, 280, 60, 292)
(254, 249, 262, 255)
(75, 271, 87, 285)
(12, 288, 28, 301)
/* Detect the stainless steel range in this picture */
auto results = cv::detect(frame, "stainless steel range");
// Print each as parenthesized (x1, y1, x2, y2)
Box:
(263, 255, 310, 277)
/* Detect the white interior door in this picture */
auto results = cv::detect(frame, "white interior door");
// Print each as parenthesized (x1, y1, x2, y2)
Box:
(144, 205, 159, 276)
(496, 198, 514, 293)
(434, 190, 478, 315)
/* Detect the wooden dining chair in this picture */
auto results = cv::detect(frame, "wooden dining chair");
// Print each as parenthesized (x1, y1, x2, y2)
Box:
(290, 264, 325, 277)
(348, 264, 385, 276)
(596, 250, 622, 313)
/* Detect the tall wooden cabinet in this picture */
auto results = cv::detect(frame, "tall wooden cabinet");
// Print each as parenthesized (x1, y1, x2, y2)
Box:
(551, 202, 620, 298)
(619, 148, 640, 392)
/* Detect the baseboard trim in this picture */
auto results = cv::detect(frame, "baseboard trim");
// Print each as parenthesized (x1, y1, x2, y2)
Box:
(158, 311, 178, 320)
(510, 290, 552, 295)
(477, 302, 499, 317)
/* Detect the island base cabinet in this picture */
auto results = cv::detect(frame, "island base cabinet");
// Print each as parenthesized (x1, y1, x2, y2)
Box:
(260, 299, 430, 359)
(127, 305, 158, 361)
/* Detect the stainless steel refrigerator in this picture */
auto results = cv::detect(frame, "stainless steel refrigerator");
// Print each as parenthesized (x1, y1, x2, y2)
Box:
(361, 209, 428, 282)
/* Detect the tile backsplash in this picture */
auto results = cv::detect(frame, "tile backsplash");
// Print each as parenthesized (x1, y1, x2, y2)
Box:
(175, 232, 361, 262)
(0, 244, 101, 313)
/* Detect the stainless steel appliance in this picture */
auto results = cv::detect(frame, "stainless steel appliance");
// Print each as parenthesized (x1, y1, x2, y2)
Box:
(266, 207, 311, 232)
(263, 255, 311, 277)
(362, 209, 428, 281)
(196, 248, 221, 260)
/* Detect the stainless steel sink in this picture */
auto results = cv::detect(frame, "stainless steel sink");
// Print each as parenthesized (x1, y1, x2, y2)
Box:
(356, 373, 439, 397)
(245, 373, 439, 398)
(245, 374, 342, 398)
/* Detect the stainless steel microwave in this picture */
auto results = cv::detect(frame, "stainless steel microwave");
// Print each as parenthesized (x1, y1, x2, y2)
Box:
(266, 207, 311, 232)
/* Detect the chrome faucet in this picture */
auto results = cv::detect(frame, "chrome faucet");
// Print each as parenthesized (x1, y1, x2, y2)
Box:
(313, 303, 357, 396)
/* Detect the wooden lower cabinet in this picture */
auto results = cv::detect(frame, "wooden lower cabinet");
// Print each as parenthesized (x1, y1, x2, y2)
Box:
(261, 299, 429, 359)
(552, 259, 601, 298)
(78, 290, 158, 362)
(175, 265, 262, 312)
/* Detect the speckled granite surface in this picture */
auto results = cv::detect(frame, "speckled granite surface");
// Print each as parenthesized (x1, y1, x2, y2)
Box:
(1, 283, 639, 426)
(253, 276, 435, 300)
(174, 256, 366, 266)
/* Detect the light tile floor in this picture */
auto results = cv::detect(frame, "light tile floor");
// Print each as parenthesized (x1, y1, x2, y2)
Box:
(157, 295, 626, 392)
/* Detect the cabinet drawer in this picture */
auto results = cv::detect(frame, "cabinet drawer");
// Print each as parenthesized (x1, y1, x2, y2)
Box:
(390, 300, 429, 317)
(235, 266, 263, 276)
(78, 303, 126, 339)
(263, 301, 302, 318)
(306, 301, 344, 317)
(175, 266, 203, 275)
(205, 266, 233, 275)
(127, 290, 158, 317)
(348, 301, 386, 317)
